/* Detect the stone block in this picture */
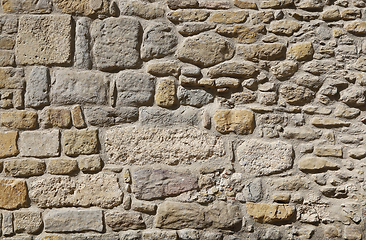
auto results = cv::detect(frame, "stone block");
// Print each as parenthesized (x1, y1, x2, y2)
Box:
(0, 131, 18, 158)
(213, 109, 255, 134)
(78, 155, 102, 173)
(4, 159, 45, 177)
(0, 50, 14, 66)
(105, 211, 145, 231)
(0, 178, 28, 209)
(287, 42, 314, 61)
(63, 129, 98, 156)
(269, 20, 301, 36)
(14, 211, 43, 234)
(54, 0, 110, 16)
(155, 77, 176, 108)
(44, 108, 72, 128)
(167, 9, 209, 23)
(0, 67, 24, 89)
(177, 86, 214, 107)
(48, 158, 78, 175)
(19, 130, 60, 157)
(83, 106, 138, 127)
(298, 157, 339, 172)
(238, 43, 287, 61)
(207, 61, 258, 78)
(3, 212, 14, 236)
(131, 200, 157, 214)
(209, 10, 248, 24)
(2, 0, 51, 13)
(71, 105, 87, 129)
(246, 202, 295, 223)
(25, 66, 50, 108)
(75, 17, 91, 69)
(1, 110, 38, 129)
(147, 61, 180, 77)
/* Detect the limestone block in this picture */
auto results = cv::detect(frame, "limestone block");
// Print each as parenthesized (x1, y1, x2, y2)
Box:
(246, 202, 295, 223)
(48, 159, 78, 175)
(14, 211, 43, 234)
(63, 129, 98, 156)
(287, 42, 314, 61)
(155, 77, 176, 108)
(4, 159, 45, 177)
(54, 0, 110, 16)
(1, 110, 38, 129)
(0, 131, 18, 158)
(19, 130, 59, 157)
(298, 157, 339, 172)
(44, 108, 72, 128)
(105, 211, 145, 231)
(213, 109, 255, 134)
(25, 66, 49, 108)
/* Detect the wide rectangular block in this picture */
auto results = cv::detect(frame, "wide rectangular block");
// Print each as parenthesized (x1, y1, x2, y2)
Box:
(1, 110, 38, 129)
(18, 130, 60, 157)
(2, 0, 52, 13)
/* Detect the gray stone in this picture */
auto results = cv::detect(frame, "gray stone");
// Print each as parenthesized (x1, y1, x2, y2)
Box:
(14, 211, 42, 234)
(0, 15, 18, 34)
(44, 210, 103, 233)
(177, 86, 214, 107)
(25, 66, 49, 108)
(242, 179, 263, 202)
(142, 230, 177, 240)
(69, 234, 121, 240)
(4, 159, 46, 177)
(283, 127, 322, 141)
(83, 106, 139, 127)
(3, 212, 13, 236)
(178, 22, 216, 36)
(237, 139, 293, 176)
(105, 211, 145, 231)
(75, 17, 91, 69)
(51, 69, 109, 105)
(177, 229, 200, 240)
(105, 126, 225, 165)
(168, 0, 198, 9)
(18, 130, 59, 157)
(270, 61, 297, 80)
(115, 71, 155, 107)
(141, 24, 178, 61)
(167, 9, 209, 23)
(0, 50, 14, 67)
(91, 17, 141, 71)
(207, 61, 258, 78)
(201, 232, 223, 240)
(302, 60, 339, 75)
(120, 231, 142, 240)
(348, 148, 366, 159)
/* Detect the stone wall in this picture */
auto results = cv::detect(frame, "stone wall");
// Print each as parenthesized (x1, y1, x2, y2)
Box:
(1, 0, 366, 239)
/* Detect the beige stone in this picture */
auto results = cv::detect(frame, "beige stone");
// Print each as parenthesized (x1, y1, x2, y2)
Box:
(238, 43, 286, 61)
(147, 61, 180, 77)
(0, 50, 14, 66)
(345, 21, 366, 35)
(298, 157, 339, 172)
(105, 211, 146, 231)
(270, 60, 298, 79)
(19, 130, 60, 157)
(0, 131, 18, 158)
(132, 200, 157, 214)
(287, 42, 314, 61)
(269, 20, 301, 36)
(167, 9, 209, 23)
(279, 84, 314, 105)
(167, 0, 198, 9)
(4, 159, 45, 177)
(234, 0, 257, 9)
(2, 0, 51, 13)
(0, 37, 15, 50)
(0, 178, 28, 209)
(155, 77, 176, 108)
(127, 1, 165, 19)
(14, 211, 43, 234)
(1, 111, 38, 130)
(311, 117, 350, 127)
(0, 67, 24, 89)
(232, 91, 257, 104)
(54, 0, 109, 16)
(208, 61, 257, 78)
(45, 108, 72, 128)
(216, 25, 259, 44)
(213, 109, 255, 134)
(209, 11, 248, 24)
(341, 8, 361, 20)
(178, 22, 216, 36)
(314, 146, 343, 157)
(199, 1, 230, 9)
(246, 202, 295, 223)
(63, 129, 98, 156)
(78, 155, 102, 173)
(321, 8, 341, 21)
(260, 0, 293, 8)
(71, 106, 87, 129)
(48, 159, 78, 175)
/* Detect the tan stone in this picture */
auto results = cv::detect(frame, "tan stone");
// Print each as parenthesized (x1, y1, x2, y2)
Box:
(0, 131, 18, 158)
(54, 0, 109, 16)
(216, 25, 259, 44)
(1, 111, 38, 130)
(0, 50, 14, 67)
(63, 129, 98, 156)
(215, 78, 240, 88)
(311, 117, 350, 127)
(127, 1, 165, 19)
(314, 146, 343, 157)
(14, 211, 43, 234)
(246, 202, 295, 223)
(279, 84, 314, 105)
(345, 21, 366, 35)
(298, 157, 339, 172)
(147, 61, 180, 77)
(45, 108, 72, 128)
(0, 37, 15, 50)
(155, 77, 176, 108)
(269, 20, 302, 36)
(0, 67, 24, 89)
(48, 159, 79, 175)
(178, 22, 216, 36)
(341, 9, 361, 20)
(199, 1, 230, 9)
(167, 0, 198, 9)
(105, 211, 146, 231)
(232, 91, 257, 104)
(287, 42, 314, 61)
(0, 178, 28, 209)
(260, 0, 293, 8)
(4, 159, 45, 177)
(71, 106, 87, 129)
(321, 8, 341, 21)
(19, 130, 60, 157)
(209, 11, 248, 24)
(167, 9, 209, 23)
(78, 155, 102, 173)
(238, 43, 286, 61)
(207, 61, 258, 78)
(213, 109, 255, 134)
(2, 0, 51, 13)
(234, 0, 257, 9)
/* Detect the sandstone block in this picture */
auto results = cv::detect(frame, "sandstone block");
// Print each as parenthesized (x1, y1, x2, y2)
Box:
(0, 67, 24, 89)
(147, 61, 180, 77)
(207, 61, 257, 78)
(2, 0, 51, 13)
(270, 61, 298, 80)
(75, 17, 91, 69)
(311, 117, 350, 127)
(238, 43, 286, 61)
(25, 66, 49, 108)
(287, 42, 314, 61)
(0, 50, 14, 66)
(177, 86, 213, 107)
(234, 0, 257, 9)
(314, 146, 343, 157)
(131, 200, 157, 214)
(48, 158, 78, 175)
(78, 155, 102, 173)
(16, 15, 71, 65)
(209, 11, 248, 24)
(321, 8, 341, 21)
(298, 157, 339, 172)
(1, 110, 37, 129)
(260, 0, 293, 8)
(345, 21, 366, 35)
(0, 37, 14, 50)
(44, 108, 72, 128)
(19, 130, 59, 157)
(279, 84, 314, 105)
(178, 22, 216, 36)
(0, 131, 18, 158)
(123, 1, 165, 19)
(63, 129, 98, 156)
(71, 105, 87, 129)
(0, 178, 28, 209)
(155, 77, 176, 108)
(4, 159, 45, 177)
(14, 211, 42, 234)
(216, 25, 260, 44)
(269, 20, 301, 36)
(167, 0, 198, 9)
(83, 106, 138, 127)
(295, 0, 324, 10)
(167, 9, 209, 23)
(55, 0, 109, 15)
(213, 109, 255, 134)
(283, 127, 321, 141)
(105, 211, 145, 231)
(246, 203, 295, 223)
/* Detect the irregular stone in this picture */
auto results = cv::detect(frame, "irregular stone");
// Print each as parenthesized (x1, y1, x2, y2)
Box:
(216, 25, 260, 44)
(141, 24, 178, 61)
(91, 17, 141, 71)
(283, 127, 322, 141)
(131, 200, 157, 214)
(0, 50, 14, 66)
(147, 61, 180, 77)
(69, 234, 121, 240)
(354, 57, 366, 71)
(120, 231, 142, 240)
(155, 77, 176, 108)
(295, 0, 324, 10)
(4, 159, 45, 177)
(345, 21, 366, 35)
(115, 70, 155, 107)
(237, 139, 293, 176)
(132, 168, 198, 200)
(177, 229, 199, 240)
(270, 61, 297, 79)
(295, 72, 322, 90)
(258, 92, 277, 105)
(215, 78, 240, 88)
(48, 158, 78, 175)
(3, 212, 14, 236)
(314, 146, 343, 157)
(238, 43, 286, 61)
(25, 66, 49, 108)
(269, 20, 301, 36)
(298, 157, 339, 172)
(0, 178, 28, 209)
(177, 86, 213, 107)
(0, 131, 18, 158)
(63, 129, 98, 156)
(302, 60, 339, 75)
(14, 211, 42, 234)
(19, 130, 59, 157)
(16, 15, 71, 65)
(209, 11, 248, 24)
(321, 8, 341, 21)
(44, 108, 71, 128)
(246, 203, 295, 223)
(207, 61, 257, 78)
(311, 117, 350, 127)
(2, 0, 51, 13)
(287, 42, 314, 61)
(105, 211, 145, 231)
(78, 155, 102, 173)
(142, 230, 178, 240)
(234, 0, 257, 9)
(176, 33, 234, 67)
(71, 106, 87, 129)
(206, 201, 242, 229)
(29, 173, 122, 208)
(339, 86, 366, 107)
(167, 9, 209, 23)
(200, 232, 223, 240)
(260, 0, 294, 8)
(44, 210, 103, 233)
(75, 17, 91, 69)
(83, 106, 138, 127)
(251, 11, 274, 24)
(342, 8, 361, 20)
(273, 175, 309, 191)
(123, 1, 165, 19)
(199, 1, 230, 9)
(1, 111, 37, 130)
(348, 148, 366, 159)
(167, 0, 198, 9)
(0, 37, 14, 50)
(232, 90, 256, 104)
(51, 69, 109, 105)
(178, 22, 216, 36)
(55, 0, 109, 15)
(213, 109, 255, 134)
(279, 84, 314, 105)
(335, 104, 360, 118)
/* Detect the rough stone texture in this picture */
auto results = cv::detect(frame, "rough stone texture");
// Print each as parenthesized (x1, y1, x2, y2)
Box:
(105, 211, 146, 231)
(83, 106, 138, 127)
(0, 131, 18, 158)
(78, 155, 102, 173)
(0, 178, 28, 209)
(269, 20, 301, 36)
(142, 230, 178, 240)
(246, 203, 295, 223)
(44, 108, 72, 128)
(13, 211, 42, 234)
(209, 11, 248, 24)
(16, 15, 71, 65)
(147, 61, 180, 77)
(3, 212, 14, 236)
(75, 17, 91, 69)
(54, 0, 109, 16)
(155, 77, 176, 108)
(345, 21, 366, 35)
(105, 126, 225, 165)
(279, 84, 314, 105)
(287, 42, 314, 61)
(298, 157, 339, 172)
(4, 159, 45, 177)
(213, 109, 255, 134)
(71, 105, 87, 129)
(177, 86, 213, 107)
(1, 110, 38, 129)
(25, 66, 49, 108)
(207, 61, 257, 78)
(167, 9, 209, 23)
(19, 130, 59, 157)
(48, 158, 78, 175)
(271, 61, 297, 80)
(238, 43, 286, 61)
(2, 0, 51, 13)
(311, 117, 350, 127)
(63, 129, 98, 156)
(237, 139, 293, 176)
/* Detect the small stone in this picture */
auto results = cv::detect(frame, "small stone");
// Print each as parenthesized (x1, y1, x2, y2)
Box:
(0, 131, 18, 158)
(334, 103, 360, 119)
(287, 42, 314, 61)
(283, 127, 322, 141)
(71, 106, 87, 129)
(245, 202, 295, 223)
(215, 78, 240, 88)
(178, 22, 216, 37)
(298, 157, 339, 172)
(207, 61, 257, 78)
(155, 77, 177, 108)
(260, 0, 294, 8)
(131, 200, 157, 214)
(125, 1, 165, 19)
(269, 20, 301, 36)
(321, 8, 341, 21)
(48, 158, 78, 175)
(14, 211, 42, 234)
(341, 8, 361, 20)
(234, 0, 257, 9)
(251, 11, 275, 24)
(147, 61, 180, 77)
(279, 84, 314, 105)
(311, 117, 350, 127)
(339, 86, 366, 107)
(206, 201, 242, 229)
(354, 57, 366, 71)
(0, 178, 28, 209)
(44, 210, 103, 233)
(63, 129, 98, 156)
(213, 109, 255, 134)
(0, 37, 15, 50)
(1, 111, 38, 130)
(294, 72, 322, 90)
(105, 211, 145, 231)
(177, 86, 214, 107)
(142, 230, 178, 240)
(0, 50, 14, 66)
(348, 148, 366, 159)
(167, 9, 210, 23)
(25, 66, 49, 108)
(201, 232, 223, 240)
(44, 108, 72, 128)
(4, 159, 45, 177)
(3, 212, 14, 236)
(167, 0, 198, 9)
(345, 20, 366, 35)
(54, 0, 109, 15)
(177, 229, 200, 240)
(270, 61, 297, 79)
(19, 130, 60, 157)
(2, 0, 51, 13)
(78, 155, 102, 173)
(258, 92, 277, 105)
(209, 11, 248, 24)
(238, 43, 287, 61)
(232, 90, 256, 104)
(314, 146, 343, 157)
(273, 193, 291, 203)
(198, 0, 230, 9)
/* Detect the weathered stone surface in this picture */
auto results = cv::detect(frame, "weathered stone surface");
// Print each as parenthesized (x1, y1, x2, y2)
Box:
(348, 148, 366, 159)
(16, 15, 71, 65)
(141, 24, 178, 61)
(51, 69, 109, 105)
(122, 1, 165, 19)
(311, 117, 350, 127)
(0, 131, 18, 158)
(75, 17, 91, 69)
(232, 90, 257, 104)
(63, 129, 98, 156)
(91, 17, 141, 71)
(3, 212, 14, 236)
(155, 77, 176, 108)
(69, 234, 121, 240)
(246, 203, 295, 223)
(199, 1, 230, 9)
(83, 106, 138, 127)
(209, 11, 248, 24)
(177, 86, 213, 107)
(44, 108, 72, 128)
(25, 66, 49, 108)
(295, 0, 324, 10)
(167, 9, 209, 23)
(29, 173, 122, 208)
(271, 61, 297, 79)
(345, 21, 366, 35)
(287, 42, 314, 61)
(238, 43, 286, 61)
(44, 210, 103, 233)
(14, 211, 42, 234)
(0, 178, 28, 209)
(0, 50, 14, 66)
(294, 72, 322, 90)
(19, 130, 60, 157)
(314, 146, 342, 157)
(105, 211, 145, 231)
(178, 22, 216, 36)
(147, 61, 180, 77)
(269, 20, 301, 36)
(283, 127, 322, 141)
(55, 0, 109, 15)
(142, 230, 178, 240)
(177, 229, 200, 240)
(216, 25, 260, 44)
(167, 0, 198, 9)
(279, 84, 314, 105)
(120, 231, 142, 240)
(0, 36, 15, 50)
(321, 8, 341, 21)
(213, 109, 255, 134)
(131, 200, 157, 214)
(341, 9, 361, 20)
(260, 0, 293, 8)
(206, 201, 242, 229)
(354, 57, 366, 71)
(48, 159, 78, 175)
(71, 105, 87, 129)
(4, 159, 45, 177)
(234, 0, 257, 9)
(78, 155, 102, 173)
(207, 61, 257, 78)
(1, 110, 37, 129)
(2, 0, 51, 13)
(339, 86, 366, 107)
(176, 33, 235, 67)
(298, 157, 339, 172)
(237, 139, 293, 176)
(132, 168, 198, 200)
(115, 70, 155, 107)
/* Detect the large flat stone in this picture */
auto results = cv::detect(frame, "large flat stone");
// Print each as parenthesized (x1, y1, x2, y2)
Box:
(16, 15, 71, 65)
(18, 130, 59, 157)
(105, 126, 225, 165)
(0, 178, 28, 209)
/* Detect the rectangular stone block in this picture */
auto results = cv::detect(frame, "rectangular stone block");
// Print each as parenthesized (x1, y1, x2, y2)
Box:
(0, 67, 24, 89)
(0, 178, 28, 209)
(0, 131, 18, 158)
(0, 50, 14, 66)
(18, 130, 60, 157)
(2, 0, 52, 13)
(63, 129, 98, 156)
(25, 66, 50, 108)
(4, 159, 45, 177)
(44, 210, 103, 233)
(1, 110, 38, 129)
(13, 211, 43, 234)
(3, 212, 14, 236)
(16, 15, 71, 65)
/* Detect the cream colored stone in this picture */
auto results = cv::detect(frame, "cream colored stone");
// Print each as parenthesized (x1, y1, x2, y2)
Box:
(167, 9, 209, 23)
(78, 155, 102, 173)
(287, 42, 314, 61)
(311, 117, 350, 127)
(1, 111, 38, 130)
(314, 146, 343, 157)
(213, 109, 255, 134)
(14, 211, 43, 234)
(0, 131, 18, 158)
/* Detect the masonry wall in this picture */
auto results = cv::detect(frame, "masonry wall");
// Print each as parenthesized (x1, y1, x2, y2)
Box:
(1, 0, 366, 239)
